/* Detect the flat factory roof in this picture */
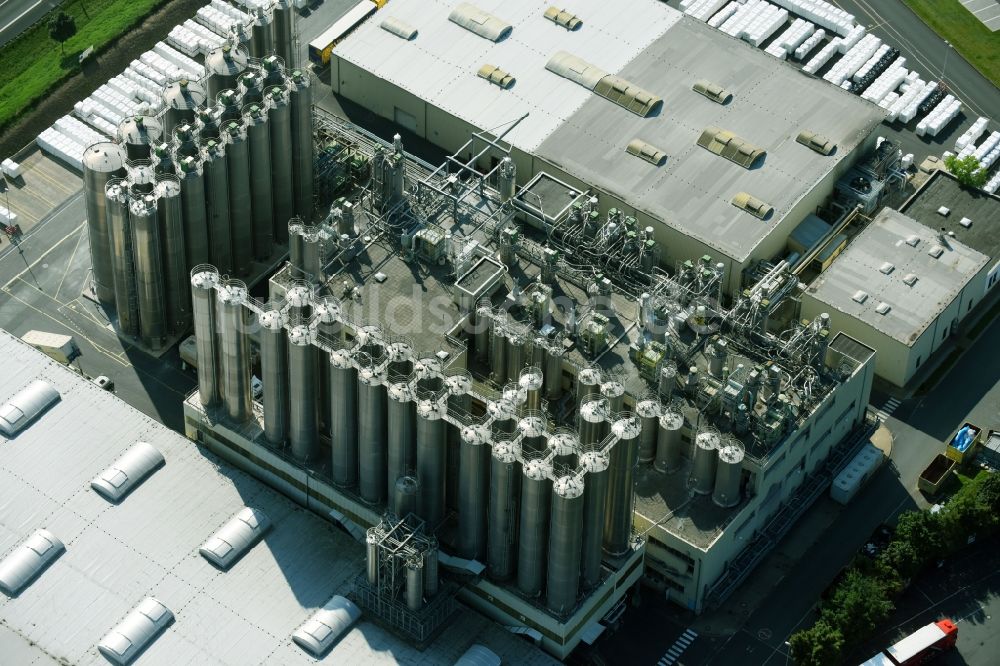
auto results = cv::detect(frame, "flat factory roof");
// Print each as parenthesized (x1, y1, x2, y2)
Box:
(0, 330, 556, 666)
(899, 170, 1000, 260)
(805, 209, 989, 346)
(335, 0, 884, 263)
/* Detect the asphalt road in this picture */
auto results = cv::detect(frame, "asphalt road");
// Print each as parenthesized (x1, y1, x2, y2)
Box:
(0, 0, 61, 48)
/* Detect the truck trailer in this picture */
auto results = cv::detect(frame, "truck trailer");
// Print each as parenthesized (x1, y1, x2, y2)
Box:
(859, 619, 958, 665)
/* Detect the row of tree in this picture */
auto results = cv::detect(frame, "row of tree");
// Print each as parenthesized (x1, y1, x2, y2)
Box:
(789, 472, 1000, 666)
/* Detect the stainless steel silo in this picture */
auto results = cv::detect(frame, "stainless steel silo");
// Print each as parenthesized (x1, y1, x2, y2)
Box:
(544, 344, 564, 401)
(457, 424, 491, 560)
(487, 440, 521, 581)
(202, 138, 233, 274)
(155, 176, 189, 335)
(117, 115, 162, 161)
(260, 305, 289, 446)
(712, 438, 744, 508)
(288, 218, 304, 270)
(272, 0, 294, 67)
(487, 396, 517, 438)
(217, 279, 252, 422)
(243, 102, 274, 260)
(129, 192, 167, 349)
(506, 332, 526, 380)
(223, 120, 253, 277)
(655, 409, 684, 473)
(82, 143, 126, 307)
(250, 8, 273, 58)
(191, 266, 221, 408)
(300, 226, 321, 281)
(163, 79, 206, 137)
(394, 475, 419, 517)
(576, 366, 602, 404)
(517, 458, 552, 598)
(424, 542, 439, 597)
(659, 363, 677, 400)
(546, 475, 584, 615)
(267, 85, 293, 245)
(366, 533, 378, 585)
(357, 364, 388, 504)
(604, 415, 640, 557)
(312, 296, 340, 433)
(289, 68, 313, 222)
(519, 367, 543, 411)
(177, 156, 210, 272)
(601, 379, 626, 414)
(205, 43, 249, 102)
(105, 180, 139, 337)
(692, 429, 721, 495)
(473, 304, 490, 363)
(387, 381, 416, 492)
(217, 89, 243, 123)
(239, 69, 266, 106)
(197, 107, 220, 141)
(173, 123, 200, 159)
(287, 323, 319, 462)
(518, 414, 547, 456)
(490, 322, 507, 384)
(579, 450, 610, 589)
(416, 398, 447, 528)
(284, 283, 312, 320)
(414, 355, 443, 394)
(636, 397, 661, 464)
(578, 395, 609, 447)
(547, 430, 578, 473)
(330, 348, 359, 487)
(151, 143, 174, 175)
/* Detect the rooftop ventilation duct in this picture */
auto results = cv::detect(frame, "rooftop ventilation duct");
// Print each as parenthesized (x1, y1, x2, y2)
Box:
(91, 442, 165, 503)
(697, 127, 766, 168)
(291, 595, 362, 656)
(544, 7, 582, 30)
(98, 598, 173, 666)
(0, 379, 60, 437)
(692, 80, 732, 105)
(449, 3, 513, 42)
(546, 52, 662, 117)
(626, 139, 667, 166)
(477, 64, 516, 89)
(545, 51, 607, 89)
(200, 507, 271, 569)
(380, 17, 418, 40)
(731, 192, 773, 219)
(796, 130, 836, 155)
(0, 529, 65, 595)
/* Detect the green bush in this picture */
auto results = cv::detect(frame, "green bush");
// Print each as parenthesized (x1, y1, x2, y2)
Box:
(944, 155, 988, 189)
(789, 620, 844, 666)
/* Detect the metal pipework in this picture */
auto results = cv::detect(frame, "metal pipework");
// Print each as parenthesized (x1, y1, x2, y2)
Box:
(416, 398, 447, 528)
(457, 424, 491, 560)
(191, 266, 221, 408)
(259, 304, 289, 446)
(287, 323, 319, 462)
(517, 458, 553, 598)
(636, 397, 662, 463)
(330, 348, 359, 487)
(82, 143, 126, 306)
(217, 279, 252, 422)
(579, 450, 610, 589)
(357, 362, 388, 504)
(546, 475, 585, 615)
(604, 414, 641, 557)
(487, 440, 521, 581)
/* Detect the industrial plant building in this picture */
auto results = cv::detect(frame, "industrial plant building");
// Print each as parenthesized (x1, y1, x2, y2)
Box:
(329, 0, 886, 294)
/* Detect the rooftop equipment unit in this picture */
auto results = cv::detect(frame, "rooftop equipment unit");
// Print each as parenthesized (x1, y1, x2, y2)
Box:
(0, 380, 60, 437)
(692, 80, 732, 104)
(796, 130, 836, 155)
(199, 507, 271, 569)
(544, 7, 582, 30)
(626, 139, 667, 166)
(291, 595, 361, 656)
(697, 127, 766, 168)
(731, 192, 774, 219)
(97, 597, 173, 665)
(477, 64, 516, 89)
(380, 17, 418, 40)
(448, 3, 513, 42)
(91, 442, 165, 503)
(0, 529, 65, 595)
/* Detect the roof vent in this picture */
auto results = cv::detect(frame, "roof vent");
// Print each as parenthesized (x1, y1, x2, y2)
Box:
(545, 51, 608, 89)
(731, 192, 773, 219)
(594, 75, 662, 117)
(200, 507, 271, 570)
(796, 130, 836, 155)
(905, 235, 920, 247)
(0, 379, 60, 437)
(697, 127, 766, 168)
(937, 206, 950, 217)
(626, 139, 667, 166)
(692, 80, 732, 105)
(91, 442, 165, 503)
(0, 529, 65, 595)
(98, 598, 173, 666)
(292, 595, 362, 657)
(380, 17, 418, 40)
(878, 262, 894, 274)
(449, 3, 513, 42)
(852, 290, 869, 304)
(959, 216, 972, 228)
(928, 245, 944, 258)
(477, 64, 515, 89)
(875, 302, 891, 315)
(544, 6, 582, 30)
(903, 273, 918, 286)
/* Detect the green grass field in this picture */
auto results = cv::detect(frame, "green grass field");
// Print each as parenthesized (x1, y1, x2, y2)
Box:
(0, 0, 165, 133)
(903, 0, 1000, 88)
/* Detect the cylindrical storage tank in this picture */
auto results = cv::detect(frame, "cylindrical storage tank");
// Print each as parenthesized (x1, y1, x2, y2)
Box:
(239, 69, 266, 106)
(518, 415, 547, 456)
(205, 44, 249, 102)
(517, 458, 552, 598)
(474, 304, 490, 363)
(197, 107, 220, 141)
(151, 143, 174, 175)
(487, 441, 521, 581)
(330, 349, 358, 487)
(416, 399, 447, 528)
(413, 355, 443, 394)
(82, 143, 126, 306)
(267, 85, 294, 244)
(223, 120, 253, 277)
(163, 79, 206, 137)
(547, 431, 578, 472)
(289, 69, 313, 222)
(544, 345, 564, 401)
(272, 1, 294, 67)
(457, 424, 491, 560)
(173, 122, 201, 159)
(579, 450, 610, 589)
(576, 366, 602, 404)
(444, 370, 472, 414)
(394, 475, 418, 517)
(244, 103, 274, 260)
(155, 177, 189, 335)
(519, 367, 544, 411)
(250, 10, 273, 58)
(105, 180, 139, 337)
(365, 533, 378, 584)
(601, 379, 626, 414)
(578, 396, 609, 447)
(387, 382, 416, 494)
(405, 558, 424, 611)
(490, 323, 507, 384)
(424, 543, 439, 597)
(262, 53, 287, 88)
(217, 89, 243, 123)
(357, 365, 388, 504)
(217, 280, 252, 422)
(312, 296, 339, 434)
(546, 475, 584, 615)
(259, 306, 289, 446)
(127, 162, 156, 194)
(636, 397, 661, 464)
(117, 115, 162, 161)
(191, 266, 220, 407)
(287, 324, 318, 462)
(284, 283, 312, 320)
(288, 218, 304, 270)
(713, 439, 745, 508)
(692, 429, 721, 495)
(129, 192, 167, 349)
(202, 138, 233, 274)
(506, 333, 526, 380)
(604, 415, 640, 556)
(177, 156, 210, 271)
(659, 363, 677, 400)
(487, 397, 517, 438)
(300, 227, 321, 281)
(655, 409, 685, 473)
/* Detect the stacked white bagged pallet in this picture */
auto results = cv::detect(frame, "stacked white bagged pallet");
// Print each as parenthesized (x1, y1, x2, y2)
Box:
(767, 0, 855, 36)
(860, 58, 907, 103)
(888, 79, 934, 123)
(108, 74, 162, 110)
(764, 18, 815, 59)
(234, 0, 270, 10)
(803, 38, 840, 73)
(1, 158, 22, 179)
(836, 24, 865, 52)
(852, 44, 890, 82)
(153, 42, 205, 79)
(683, 0, 728, 20)
(0, 204, 17, 225)
(984, 168, 1000, 194)
(211, 0, 252, 24)
(878, 91, 899, 110)
(139, 50, 194, 84)
(122, 67, 164, 101)
(794, 28, 825, 60)
(74, 83, 140, 127)
(708, 2, 740, 29)
(196, 5, 241, 36)
(168, 25, 203, 57)
(37, 116, 107, 169)
(717, 0, 788, 47)
(916, 95, 960, 137)
(183, 18, 226, 51)
(954, 117, 989, 152)
(972, 131, 1000, 169)
(823, 34, 881, 86)
(717, 0, 762, 37)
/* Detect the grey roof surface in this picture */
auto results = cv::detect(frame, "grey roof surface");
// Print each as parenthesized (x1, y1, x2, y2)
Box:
(805, 209, 989, 345)
(899, 170, 1000, 260)
(0, 330, 557, 666)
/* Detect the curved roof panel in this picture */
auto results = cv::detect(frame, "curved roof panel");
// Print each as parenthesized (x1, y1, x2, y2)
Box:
(0, 380, 60, 436)
(448, 3, 513, 42)
(97, 597, 173, 665)
(0, 529, 65, 595)
(91, 442, 165, 503)
(199, 507, 271, 569)
(291, 595, 361, 656)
